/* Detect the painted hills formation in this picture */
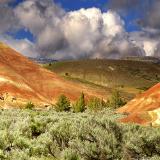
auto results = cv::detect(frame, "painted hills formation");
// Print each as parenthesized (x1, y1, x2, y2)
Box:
(0, 42, 107, 108)
(117, 83, 160, 126)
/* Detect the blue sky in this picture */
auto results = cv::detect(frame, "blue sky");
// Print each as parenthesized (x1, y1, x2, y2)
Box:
(54, 0, 107, 11)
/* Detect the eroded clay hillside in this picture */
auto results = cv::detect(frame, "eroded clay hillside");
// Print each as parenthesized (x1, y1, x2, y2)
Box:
(117, 83, 160, 125)
(0, 42, 108, 108)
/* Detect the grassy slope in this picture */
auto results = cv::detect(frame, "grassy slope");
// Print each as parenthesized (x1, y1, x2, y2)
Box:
(44, 59, 160, 100)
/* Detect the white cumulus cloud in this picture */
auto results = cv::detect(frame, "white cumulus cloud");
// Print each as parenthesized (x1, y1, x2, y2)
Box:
(0, 0, 159, 59)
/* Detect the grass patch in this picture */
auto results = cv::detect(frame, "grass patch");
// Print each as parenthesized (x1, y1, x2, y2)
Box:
(63, 75, 107, 89)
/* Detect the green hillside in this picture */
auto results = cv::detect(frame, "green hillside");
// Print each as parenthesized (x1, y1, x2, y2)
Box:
(44, 59, 160, 100)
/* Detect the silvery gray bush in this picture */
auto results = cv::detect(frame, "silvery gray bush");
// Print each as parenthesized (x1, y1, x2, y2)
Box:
(0, 109, 159, 160)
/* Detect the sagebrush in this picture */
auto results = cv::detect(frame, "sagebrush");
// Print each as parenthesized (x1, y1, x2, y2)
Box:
(0, 109, 159, 160)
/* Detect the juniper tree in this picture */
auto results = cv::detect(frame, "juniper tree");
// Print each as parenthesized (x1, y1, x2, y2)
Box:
(55, 95, 70, 112)
(87, 97, 106, 111)
(73, 92, 85, 113)
(108, 90, 126, 109)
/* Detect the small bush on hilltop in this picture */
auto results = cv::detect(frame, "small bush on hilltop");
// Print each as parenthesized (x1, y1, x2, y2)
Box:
(55, 95, 70, 112)
(73, 92, 86, 113)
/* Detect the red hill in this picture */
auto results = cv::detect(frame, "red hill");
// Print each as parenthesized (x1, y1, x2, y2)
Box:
(117, 83, 160, 125)
(0, 42, 107, 108)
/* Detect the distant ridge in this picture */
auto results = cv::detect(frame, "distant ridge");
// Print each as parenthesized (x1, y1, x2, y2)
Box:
(121, 56, 160, 64)
(28, 57, 57, 64)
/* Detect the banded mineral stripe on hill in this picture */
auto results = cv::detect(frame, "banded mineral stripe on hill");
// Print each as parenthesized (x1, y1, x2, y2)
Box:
(117, 83, 160, 125)
(0, 42, 108, 108)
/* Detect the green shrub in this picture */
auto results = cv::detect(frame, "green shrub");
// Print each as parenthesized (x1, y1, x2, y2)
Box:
(87, 97, 106, 111)
(25, 102, 34, 110)
(62, 149, 80, 160)
(55, 95, 70, 112)
(122, 124, 160, 159)
(107, 90, 126, 109)
(73, 93, 85, 113)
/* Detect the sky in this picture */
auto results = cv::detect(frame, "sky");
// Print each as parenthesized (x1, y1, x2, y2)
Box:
(0, 0, 160, 59)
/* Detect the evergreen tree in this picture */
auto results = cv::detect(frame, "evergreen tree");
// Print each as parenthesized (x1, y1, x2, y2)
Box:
(87, 97, 106, 111)
(55, 95, 70, 112)
(73, 93, 85, 113)
(109, 90, 126, 109)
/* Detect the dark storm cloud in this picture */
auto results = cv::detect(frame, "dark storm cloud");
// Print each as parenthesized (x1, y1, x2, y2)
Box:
(0, 0, 14, 4)
(108, 0, 140, 11)
(140, 1, 160, 29)
(108, 0, 160, 31)
(0, 3, 18, 34)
